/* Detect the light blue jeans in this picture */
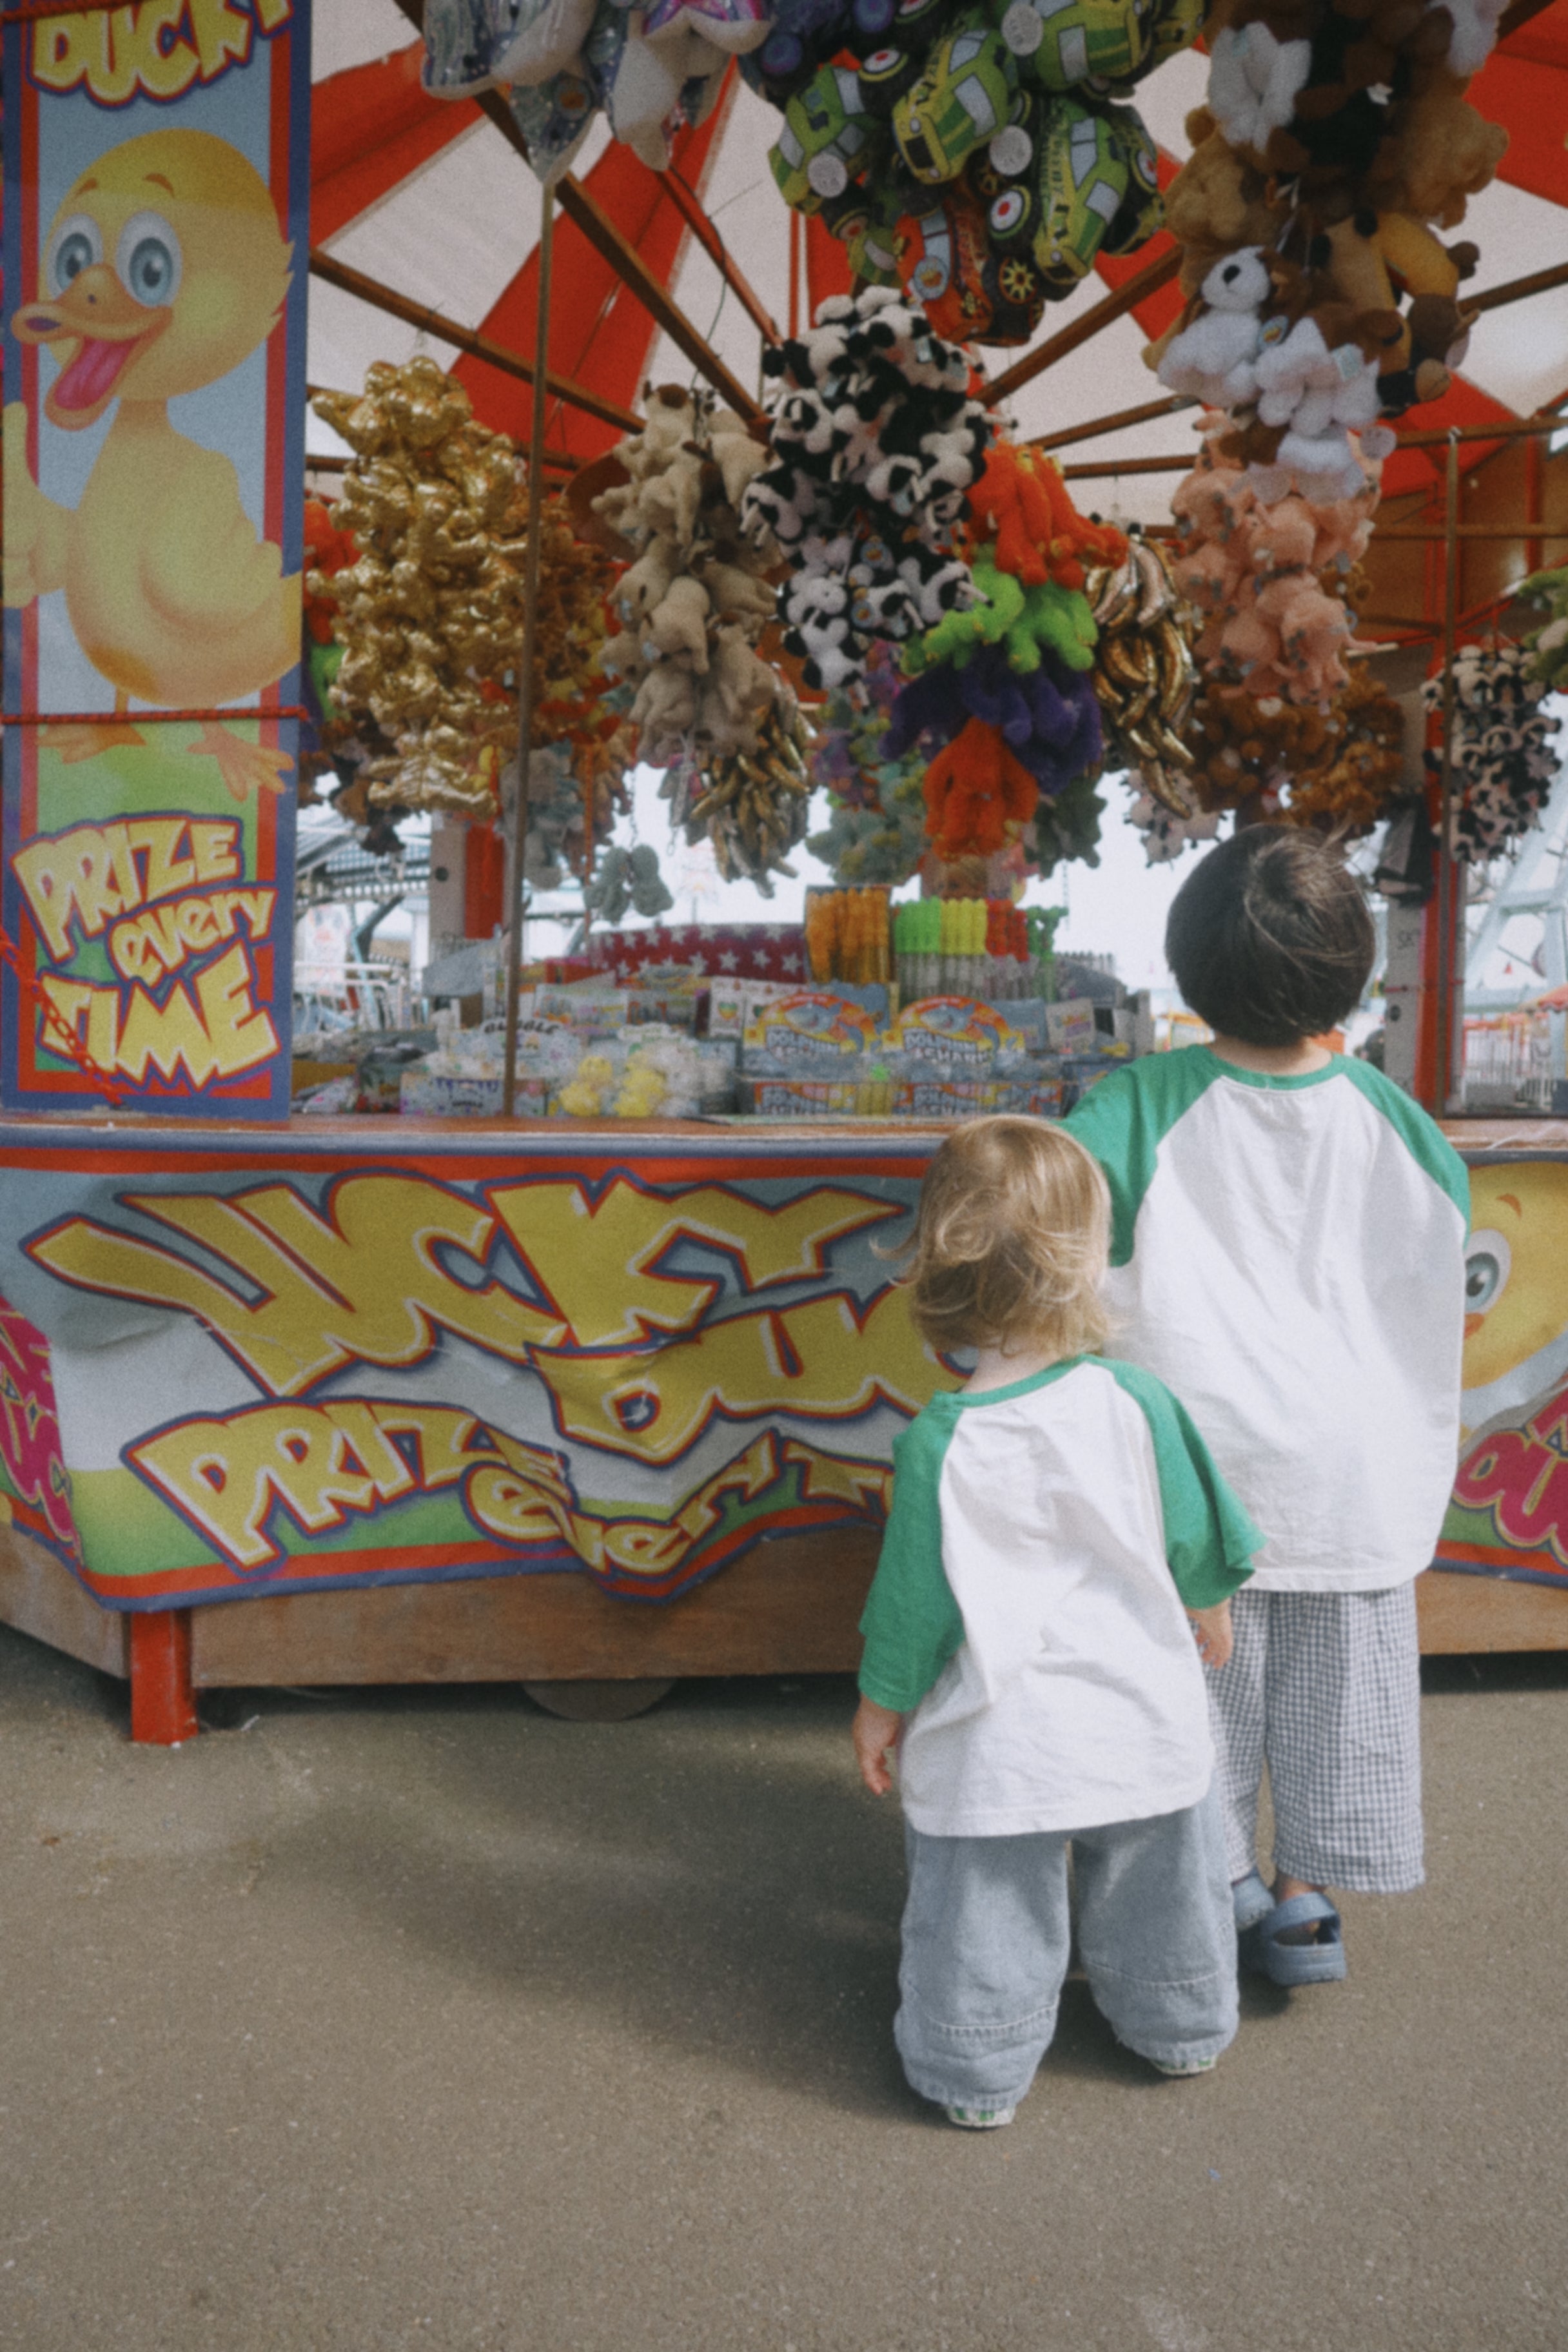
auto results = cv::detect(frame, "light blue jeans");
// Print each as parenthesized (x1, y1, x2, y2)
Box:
(895, 1787, 1239, 2111)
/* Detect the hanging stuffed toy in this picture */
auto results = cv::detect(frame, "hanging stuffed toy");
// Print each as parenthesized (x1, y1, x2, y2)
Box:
(742, 288, 992, 693)
(1519, 563, 1568, 698)
(1420, 645, 1563, 859)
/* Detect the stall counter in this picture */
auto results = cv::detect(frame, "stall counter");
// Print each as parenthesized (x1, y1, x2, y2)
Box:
(1, 1112, 1563, 1740)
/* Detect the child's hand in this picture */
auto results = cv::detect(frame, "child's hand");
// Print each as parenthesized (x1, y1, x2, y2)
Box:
(853, 1698, 905, 1796)
(1188, 1600, 1233, 1670)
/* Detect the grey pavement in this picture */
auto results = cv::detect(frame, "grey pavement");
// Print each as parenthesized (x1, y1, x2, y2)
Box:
(1, 1623, 1563, 2352)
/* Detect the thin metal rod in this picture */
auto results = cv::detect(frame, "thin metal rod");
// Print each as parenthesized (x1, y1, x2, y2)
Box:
(1435, 431, 1462, 1119)
(661, 168, 781, 344)
(501, 187, 555, 1121)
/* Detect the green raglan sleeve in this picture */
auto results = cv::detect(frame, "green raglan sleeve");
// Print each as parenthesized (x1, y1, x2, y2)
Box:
(1065, 1052, 1220, 1268)
(858, 1406, 965, 1713)
(1339, 1058, 1471, 1226)
(1106, 1360, 1262, 1609)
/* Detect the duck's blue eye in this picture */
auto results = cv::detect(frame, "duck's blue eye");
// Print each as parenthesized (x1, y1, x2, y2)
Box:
(114, 211, 182, 309)
(46, 213, 102, 294)
(1464, 1229, 1512, 1316)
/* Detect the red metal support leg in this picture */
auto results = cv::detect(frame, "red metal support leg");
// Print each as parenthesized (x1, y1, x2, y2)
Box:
(128, 1609, 198, 1745)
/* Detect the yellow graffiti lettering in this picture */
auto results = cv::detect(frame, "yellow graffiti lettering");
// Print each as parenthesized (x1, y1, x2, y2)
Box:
(370, 1405, 496, 1491)
(30, 1, 280, 99)
(12, 816, 222, 963)
(132, 1396, 442, 1570)
(108, 888, 277, 983)
(190, 821, 241, 887)
(108, 903, 185, 985)
(30, 14, 111, 92)
(15, 823, 138, 962)
(133, 816, 198, 905)
(674, 1433, 780, 1540)
(38, 975, 119, 1076)
(781, 1440, 897, 1515)
(32, 1177, 567, 1398)
(493, 1179, 901, 1347)
(533, 1285, 939, 1465)
(188, 0, 255, 78)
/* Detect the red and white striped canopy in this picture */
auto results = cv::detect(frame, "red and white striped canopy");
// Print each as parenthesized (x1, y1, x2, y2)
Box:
(309, 1, 1568, 516)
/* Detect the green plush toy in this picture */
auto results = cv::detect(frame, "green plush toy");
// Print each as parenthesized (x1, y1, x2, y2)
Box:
(905, 549, 1099, 676)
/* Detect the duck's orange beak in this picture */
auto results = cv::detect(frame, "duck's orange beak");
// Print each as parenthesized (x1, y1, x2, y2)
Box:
(1464, 1311, 1485, 1338)
(12, 264, 170, 430)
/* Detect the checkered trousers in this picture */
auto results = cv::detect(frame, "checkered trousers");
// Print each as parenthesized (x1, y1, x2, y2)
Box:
(1208, 1583, 1424, 1894)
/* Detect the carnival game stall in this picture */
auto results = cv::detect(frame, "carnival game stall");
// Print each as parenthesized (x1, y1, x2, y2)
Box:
(3, 0, 1568, 1740)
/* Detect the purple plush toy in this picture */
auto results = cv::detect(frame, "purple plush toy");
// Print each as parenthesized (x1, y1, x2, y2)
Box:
(888, 643, 1102, 794)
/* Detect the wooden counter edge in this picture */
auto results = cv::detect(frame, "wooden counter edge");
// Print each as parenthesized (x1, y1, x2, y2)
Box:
(3, 1522, 1565, 1683)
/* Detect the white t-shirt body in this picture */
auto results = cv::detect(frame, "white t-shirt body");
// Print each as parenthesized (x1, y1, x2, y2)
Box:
(1068, 1050, 1470, 1594)
(859, 1358, 1259, 1839)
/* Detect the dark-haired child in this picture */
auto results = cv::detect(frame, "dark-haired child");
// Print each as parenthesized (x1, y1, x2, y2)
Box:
(854, 1118, 1259, 2128)
(1067, 825, 1468, 1984)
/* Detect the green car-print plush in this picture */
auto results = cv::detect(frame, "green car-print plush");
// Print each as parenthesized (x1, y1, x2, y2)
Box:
(893, 20, 1021, 185)
(771, 63, 887, 210)
(1001, 0, 1152, 91)
(1030, 96, 1130, 284)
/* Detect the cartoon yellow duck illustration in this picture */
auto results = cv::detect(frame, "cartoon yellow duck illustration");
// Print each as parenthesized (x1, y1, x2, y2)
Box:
(1460, 1160, 1568, 1434)
(3, 128, 300, 798)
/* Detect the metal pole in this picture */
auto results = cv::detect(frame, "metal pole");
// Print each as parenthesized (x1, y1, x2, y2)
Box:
(1434, 429, 1461, 1117)
(501, 185, 556, 1118)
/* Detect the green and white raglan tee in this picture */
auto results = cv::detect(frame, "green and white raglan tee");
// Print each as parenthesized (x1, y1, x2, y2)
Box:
(859, 1357, 1259, 1838)
(1067, 1048, 1469, 1594)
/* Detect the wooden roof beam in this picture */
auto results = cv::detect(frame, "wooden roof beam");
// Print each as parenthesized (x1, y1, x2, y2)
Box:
(391, 0, 761, 423)
(308, 252, 640, 432)
(986, 248, 1182, 407)
(1028, 394, 1195, 455)
(660, 166, 782, 346)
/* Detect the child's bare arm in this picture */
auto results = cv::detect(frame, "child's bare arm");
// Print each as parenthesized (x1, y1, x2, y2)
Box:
(852, 1697, 905, 1796)
(1188, 1599, 1233, 1669)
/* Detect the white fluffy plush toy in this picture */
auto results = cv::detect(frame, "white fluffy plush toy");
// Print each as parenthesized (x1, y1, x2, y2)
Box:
(1157, 248, 1275, 411)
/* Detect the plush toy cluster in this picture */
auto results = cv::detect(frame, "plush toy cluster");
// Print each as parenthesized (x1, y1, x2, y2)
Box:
(660, 700, 816, 892)
(582, 841, 678, 924)
(1420, 646, 1563, 861)
(754, 0, 1200, 344)
(1166, 412, 1378, 705)
(596, 386, 784, 765)
(1519, 563, 1568, 698)
(423, 0, 769, 178)
(807, 642, 930, 886)
(888, 439, 1114, 870)
(741, 290, 992, 693)
(1126, 667, 1407, 859)
(309, 361, 612, 818)
(1149, 0, 1511, 703)
(1086, 533, 1200, 816)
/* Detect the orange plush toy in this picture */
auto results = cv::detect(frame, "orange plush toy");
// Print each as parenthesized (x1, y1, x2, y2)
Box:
(966, 444, 1126, 593)
(923, 717, 1039, 859)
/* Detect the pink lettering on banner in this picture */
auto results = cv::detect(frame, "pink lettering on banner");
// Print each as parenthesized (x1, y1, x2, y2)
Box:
(1453, 1384, 1568, 1571)
(0, 1300, 79, 1557)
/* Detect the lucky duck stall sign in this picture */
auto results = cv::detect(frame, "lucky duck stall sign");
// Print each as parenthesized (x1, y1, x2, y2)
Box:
(1, 0, 306, 1118)
(0, 1129, 953, 1607)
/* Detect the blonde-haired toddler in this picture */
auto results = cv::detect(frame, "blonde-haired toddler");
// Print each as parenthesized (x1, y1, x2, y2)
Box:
(854, 1117, 1260, 2128)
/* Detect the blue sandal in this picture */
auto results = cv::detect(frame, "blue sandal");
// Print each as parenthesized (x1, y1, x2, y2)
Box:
(1242, 1892, 1347, 1986)
(1231, 1868, 1274, 1934)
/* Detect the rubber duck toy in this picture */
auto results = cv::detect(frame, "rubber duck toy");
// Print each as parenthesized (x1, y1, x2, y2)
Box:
(3, 128, 299, 798)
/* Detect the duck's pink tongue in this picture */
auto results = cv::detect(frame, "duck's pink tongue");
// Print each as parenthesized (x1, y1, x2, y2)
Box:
(53, 335, 137, 414)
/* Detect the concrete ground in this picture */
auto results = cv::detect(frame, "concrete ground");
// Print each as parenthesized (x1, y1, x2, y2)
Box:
(0, 1626, 1563, 2352)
